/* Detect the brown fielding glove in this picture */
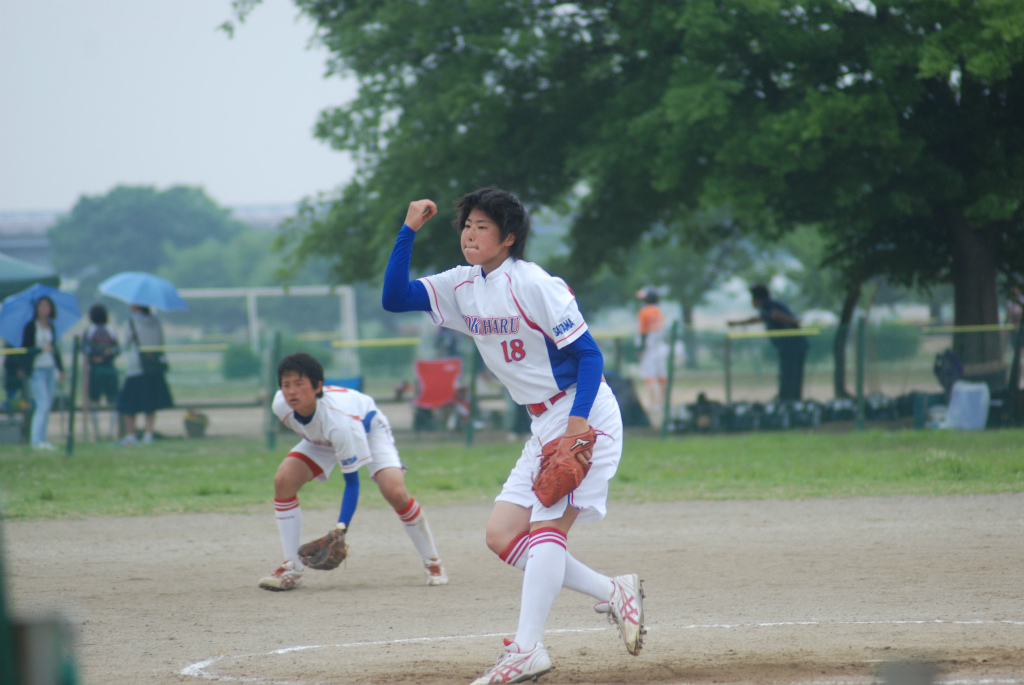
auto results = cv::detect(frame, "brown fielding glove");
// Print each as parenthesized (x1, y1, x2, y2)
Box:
(298, 523, 349, 570)
(532, 426, 598, 507)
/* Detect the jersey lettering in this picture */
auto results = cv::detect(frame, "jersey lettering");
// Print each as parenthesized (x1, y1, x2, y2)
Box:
(552, 317, 575, 338)
(464, 314, 520, 336)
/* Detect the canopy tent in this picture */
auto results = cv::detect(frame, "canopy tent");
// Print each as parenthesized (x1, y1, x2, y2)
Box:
(0, 252, 60, 301)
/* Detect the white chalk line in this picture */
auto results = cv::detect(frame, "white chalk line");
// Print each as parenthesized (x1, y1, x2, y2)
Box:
(180, 619, 1024, 684)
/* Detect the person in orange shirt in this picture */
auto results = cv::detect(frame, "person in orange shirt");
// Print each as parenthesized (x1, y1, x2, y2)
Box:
(636, 289, 668, 411)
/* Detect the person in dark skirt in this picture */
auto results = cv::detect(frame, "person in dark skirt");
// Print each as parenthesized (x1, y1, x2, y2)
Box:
(117, 304, 173, 445)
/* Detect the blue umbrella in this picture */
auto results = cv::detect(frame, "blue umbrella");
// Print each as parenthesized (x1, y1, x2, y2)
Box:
(98, 272, 189, 312)
(0, 284, 82, 347)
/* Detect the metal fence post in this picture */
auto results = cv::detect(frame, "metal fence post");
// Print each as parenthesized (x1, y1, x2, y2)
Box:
(265, 331, 281, 450)
(724, 334, 732, 405)
(856, 317, 865, 430)
(466, 351, 480, 447)
(661, 321, 679, 439)
(65, 335, 80, 456)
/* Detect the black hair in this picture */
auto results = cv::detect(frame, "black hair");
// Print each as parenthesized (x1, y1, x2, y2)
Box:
(35, 295, 56, 320)
(277, 352, 325, 398)
(644, 290, 659, 304)
(453, 187, 530, 261)
(89, 303, 109, 325)
(749, 284, 770, 301)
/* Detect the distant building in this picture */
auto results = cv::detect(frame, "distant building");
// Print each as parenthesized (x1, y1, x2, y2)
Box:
(0, 210, 60, 268)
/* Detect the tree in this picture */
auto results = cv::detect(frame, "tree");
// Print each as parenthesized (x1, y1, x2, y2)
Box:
(628, 210, 767, 370)
(48, 185, 245, 301)
(231, 0, 1024, 389)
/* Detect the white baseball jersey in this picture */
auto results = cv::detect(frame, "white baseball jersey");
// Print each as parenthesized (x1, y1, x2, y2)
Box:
(420, 257, 588, 405)
(271, 386, 377, 473)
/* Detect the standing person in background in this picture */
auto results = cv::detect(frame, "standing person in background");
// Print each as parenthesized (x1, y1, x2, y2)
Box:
(21, 295, 64, 450)
(635, 288, 668, 412)
(728, 284, 809, 401)
(383, 188, 645, 684)
(117, 304, 173, 445)
(83, 304, 121, 440)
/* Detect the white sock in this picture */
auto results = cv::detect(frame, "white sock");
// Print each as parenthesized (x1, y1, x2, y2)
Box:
(274, 497, 302, 567)
(396, 497, 440, 561)
(500, 531, 612, 601)
(513, 527, 567, 648)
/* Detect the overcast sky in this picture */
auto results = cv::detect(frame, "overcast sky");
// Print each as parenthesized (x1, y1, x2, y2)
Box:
(0, 0, 357, 213)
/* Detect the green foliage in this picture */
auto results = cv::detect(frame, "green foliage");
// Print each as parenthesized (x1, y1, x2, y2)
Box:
(276, 335, 334, 371)
(235, 0, 1023, 345)
(870, 322, 922, 363)
(1, 429, 1022, 519)
(222, 344, 262, 379)
(48, 185, 246, 301)
(358, 343, 417, 381)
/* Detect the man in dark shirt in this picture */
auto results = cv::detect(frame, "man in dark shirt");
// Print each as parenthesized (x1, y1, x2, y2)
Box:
(729, 284, 809, 401)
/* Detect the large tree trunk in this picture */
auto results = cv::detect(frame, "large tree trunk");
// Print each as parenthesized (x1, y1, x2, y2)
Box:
(682, 303, 697, 370)
(832, 285, 861, 398)
(951, 223, 1006, 391)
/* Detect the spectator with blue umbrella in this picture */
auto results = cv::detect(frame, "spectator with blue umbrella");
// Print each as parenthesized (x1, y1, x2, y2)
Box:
(98, 272, 186, 446)
(0, 284, 82, 450)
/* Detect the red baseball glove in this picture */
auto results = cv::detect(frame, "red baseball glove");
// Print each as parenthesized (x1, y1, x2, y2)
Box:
(532, 426, 598, 507)
(298, 523, 349, 570)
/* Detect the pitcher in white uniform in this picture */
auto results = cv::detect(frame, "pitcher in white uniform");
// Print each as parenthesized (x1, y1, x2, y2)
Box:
(383, 188, 645, 684)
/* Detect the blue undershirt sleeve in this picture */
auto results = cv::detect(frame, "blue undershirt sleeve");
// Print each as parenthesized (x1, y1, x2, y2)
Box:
(566, 331, 603, 419)
(338, 471, 360, 527)
(382, 225, 431, 312)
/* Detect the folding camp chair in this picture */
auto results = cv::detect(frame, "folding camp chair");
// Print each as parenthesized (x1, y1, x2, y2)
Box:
(412, 358, 464, 431)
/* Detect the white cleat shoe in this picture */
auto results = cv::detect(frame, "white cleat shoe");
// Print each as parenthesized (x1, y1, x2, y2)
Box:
(424, 558, 448, 586)
(471, 640, 553, 684)
(258, 560, 305, 591)
(601, 573, 646, 656)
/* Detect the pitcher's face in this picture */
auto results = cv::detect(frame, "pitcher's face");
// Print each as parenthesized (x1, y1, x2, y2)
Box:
(462, 208, 514, 275)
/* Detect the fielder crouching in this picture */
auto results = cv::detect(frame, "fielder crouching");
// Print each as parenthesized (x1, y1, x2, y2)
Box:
(259, 351, 446, 590)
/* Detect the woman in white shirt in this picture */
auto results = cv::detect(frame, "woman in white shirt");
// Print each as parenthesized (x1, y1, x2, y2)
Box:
(20, 295, 65, 450)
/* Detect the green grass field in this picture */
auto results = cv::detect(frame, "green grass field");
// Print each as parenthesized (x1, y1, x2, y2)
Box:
(1, 428, 1022, 520)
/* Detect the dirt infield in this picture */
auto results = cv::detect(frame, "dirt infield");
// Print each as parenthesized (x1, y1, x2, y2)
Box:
(5, 494, 1024, 685)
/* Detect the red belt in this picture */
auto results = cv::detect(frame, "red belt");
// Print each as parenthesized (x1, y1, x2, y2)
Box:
(526, 390, 567, 417)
